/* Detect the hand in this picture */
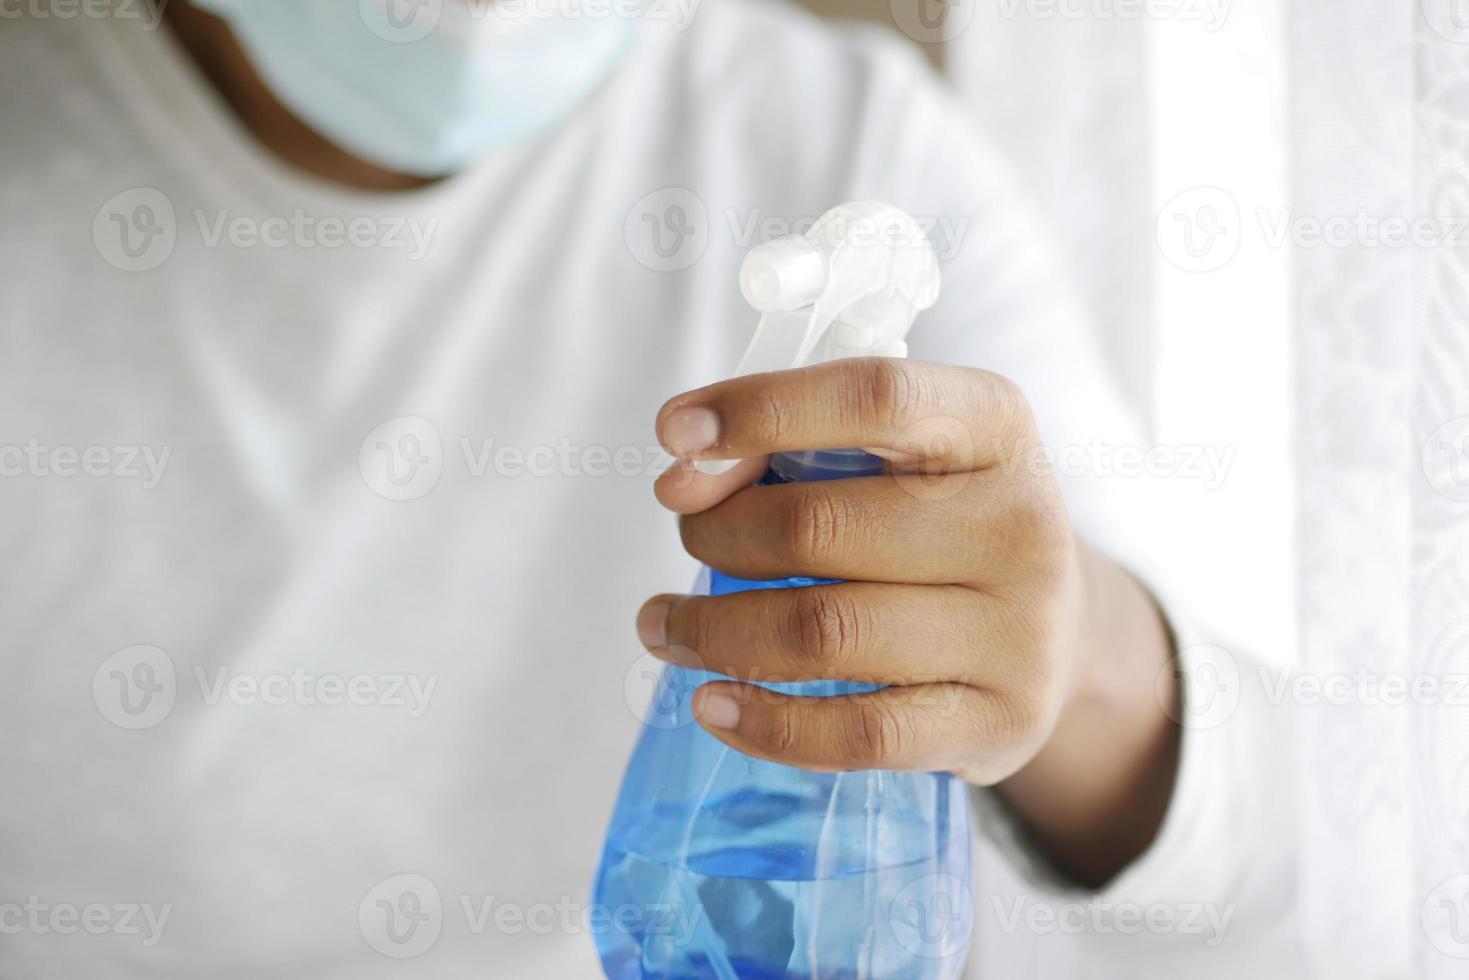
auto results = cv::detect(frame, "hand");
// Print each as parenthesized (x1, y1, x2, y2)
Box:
(637, 357, 1083, 786)
(638, 357, 1180, 884)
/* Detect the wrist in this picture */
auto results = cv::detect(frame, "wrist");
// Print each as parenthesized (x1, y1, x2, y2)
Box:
(989, 541, 1181, 887)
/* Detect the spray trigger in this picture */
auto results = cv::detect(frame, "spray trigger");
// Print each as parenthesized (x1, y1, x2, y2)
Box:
(693, 201, 941, 476)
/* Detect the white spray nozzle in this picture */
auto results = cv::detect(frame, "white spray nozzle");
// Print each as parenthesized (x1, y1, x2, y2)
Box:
(740, 238, 828, 311)
(696, 201, 942, 475)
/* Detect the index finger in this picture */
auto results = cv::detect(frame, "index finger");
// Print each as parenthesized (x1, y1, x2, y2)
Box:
(655, 358, 1035, 473)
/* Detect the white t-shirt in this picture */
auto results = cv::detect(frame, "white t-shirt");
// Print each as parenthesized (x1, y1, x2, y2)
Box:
(0, 2, 1299, 977)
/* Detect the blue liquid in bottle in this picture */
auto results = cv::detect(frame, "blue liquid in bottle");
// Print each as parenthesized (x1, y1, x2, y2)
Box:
(594, 450, 973, 979)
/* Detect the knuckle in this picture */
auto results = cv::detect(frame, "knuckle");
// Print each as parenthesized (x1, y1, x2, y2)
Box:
(980, 370, 1026, 422)
(784, 485, 848, 567)
(963, 369, 1031, 446)
(766, 706, 799, 757)
(987, 691, 1047, 748)
(791, 588, 864, 667)
(843, 699, 905, 768)
(686, 600, 718, 662)
(989, 370, 1026, 409)
(859, 357, 930, 432)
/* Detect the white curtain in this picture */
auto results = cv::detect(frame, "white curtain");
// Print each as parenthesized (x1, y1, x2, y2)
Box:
(949, 1, 1469, 975)
(1406, 7, 1469, 977)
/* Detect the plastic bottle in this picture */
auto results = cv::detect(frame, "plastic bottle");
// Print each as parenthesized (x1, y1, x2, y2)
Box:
(594, 202, 973, 979)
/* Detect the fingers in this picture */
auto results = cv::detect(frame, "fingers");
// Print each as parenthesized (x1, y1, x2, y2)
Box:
(656, 358, 1035, 472)
(639, 583, 1015, 687)
(676, 473, 1072, 587)
(690, 681, 1046, 780)
(654, 455, 770, 515)
(644, 361, 1065, 780)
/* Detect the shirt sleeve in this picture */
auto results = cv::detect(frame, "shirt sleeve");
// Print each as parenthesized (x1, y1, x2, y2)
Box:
(831, 27, 1305, 973)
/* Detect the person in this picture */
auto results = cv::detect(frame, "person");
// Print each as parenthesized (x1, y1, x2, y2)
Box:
(0, 0, 1287, 976)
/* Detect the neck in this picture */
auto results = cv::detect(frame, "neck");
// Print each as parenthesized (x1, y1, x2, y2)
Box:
(160, 1, 437, 193)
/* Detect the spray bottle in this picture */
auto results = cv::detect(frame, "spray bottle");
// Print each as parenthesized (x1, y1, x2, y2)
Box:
(594, 202, 973, 979)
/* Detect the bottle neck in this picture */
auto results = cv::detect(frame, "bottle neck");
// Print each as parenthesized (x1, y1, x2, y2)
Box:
(765, 449, 886, 484)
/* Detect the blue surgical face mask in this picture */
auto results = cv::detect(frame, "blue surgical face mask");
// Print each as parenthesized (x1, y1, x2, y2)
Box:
(190, 0, 635, 176)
